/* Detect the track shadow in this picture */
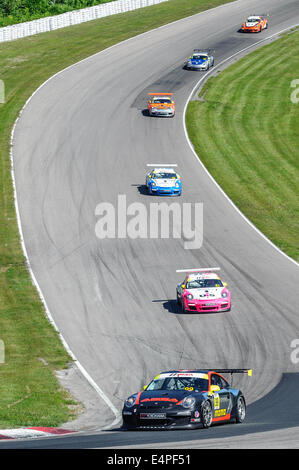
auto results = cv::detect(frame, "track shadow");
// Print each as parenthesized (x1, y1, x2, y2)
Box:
(131, 184, 148, 195)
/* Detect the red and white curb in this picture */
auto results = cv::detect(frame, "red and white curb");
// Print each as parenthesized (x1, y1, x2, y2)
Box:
(0, 427, 76, 440)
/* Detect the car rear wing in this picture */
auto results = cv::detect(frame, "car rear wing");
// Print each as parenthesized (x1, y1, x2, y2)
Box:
(193, 49, 212, 54)
(147, 164, 178, 167)
(206, 369, 252, 376)
(148, 93, 173, 96)
(205, 369, 252, 387)
(176, 267, 220, 273)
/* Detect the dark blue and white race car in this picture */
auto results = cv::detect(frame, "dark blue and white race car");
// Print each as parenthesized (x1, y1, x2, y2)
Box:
(122, 369, 251, 430)
(185, 49, 214, 71)
(145, 165, 182, 196)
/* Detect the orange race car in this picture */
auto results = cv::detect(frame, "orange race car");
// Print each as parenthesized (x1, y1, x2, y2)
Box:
(241, 15, 268, 33)
(147, 93, 175, 117)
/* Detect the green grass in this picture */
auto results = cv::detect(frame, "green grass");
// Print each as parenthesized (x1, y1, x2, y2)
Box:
(0, 0, 235, 428)
(186, 29, 299, 262)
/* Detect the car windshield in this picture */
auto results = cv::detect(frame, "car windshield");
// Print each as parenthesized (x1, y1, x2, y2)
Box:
(186, 279, 223, 289)
(247, 17, 260, 22)
(153, 99, 172, 104)
(152, 173, 177, 179)
(192, 55, 207, 60)
(146, 377, 209, 391)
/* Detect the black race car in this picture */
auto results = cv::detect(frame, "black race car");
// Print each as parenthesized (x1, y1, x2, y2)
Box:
(122, 369, 251, 430)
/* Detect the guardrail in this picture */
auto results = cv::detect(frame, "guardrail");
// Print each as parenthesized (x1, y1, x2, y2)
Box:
(0, 0, 168, 43)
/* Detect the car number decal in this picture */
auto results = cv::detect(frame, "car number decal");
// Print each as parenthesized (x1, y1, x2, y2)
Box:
(214, 393, 220, 410)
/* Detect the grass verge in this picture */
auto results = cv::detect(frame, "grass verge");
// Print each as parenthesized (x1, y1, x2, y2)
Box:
(186, 29, 299, 262)
(0, 0, 235, 428)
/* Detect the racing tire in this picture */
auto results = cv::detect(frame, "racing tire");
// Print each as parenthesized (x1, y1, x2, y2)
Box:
(201, 400, 213, 428)
(177, 293, 184, 311)
(178, 296, 187, 313)
(235, 395, 246, 423)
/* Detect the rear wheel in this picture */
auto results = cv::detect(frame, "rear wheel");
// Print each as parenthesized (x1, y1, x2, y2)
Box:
(235, 395, 246, 423)
(201, 400, 213, 428)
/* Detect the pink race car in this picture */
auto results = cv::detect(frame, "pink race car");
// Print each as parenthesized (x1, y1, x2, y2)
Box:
(176, 268, 231, 313)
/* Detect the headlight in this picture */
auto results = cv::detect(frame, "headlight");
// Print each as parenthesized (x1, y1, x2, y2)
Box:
(175, 182, 180, 188)
(187, 293, 193, 300)
(125, 396, 136, 408)
(151, 181, 156, 187)
(221, 291, 228, 298)
(181, 396, 196, 408)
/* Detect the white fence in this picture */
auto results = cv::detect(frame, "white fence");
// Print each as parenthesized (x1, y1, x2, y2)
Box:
(0, 0, 168, 43)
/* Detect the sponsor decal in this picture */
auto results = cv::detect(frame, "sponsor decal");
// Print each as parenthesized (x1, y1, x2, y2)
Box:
(140, 413, 166, 419)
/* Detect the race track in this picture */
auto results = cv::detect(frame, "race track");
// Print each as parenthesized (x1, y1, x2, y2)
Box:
(7, 0, 299, 448)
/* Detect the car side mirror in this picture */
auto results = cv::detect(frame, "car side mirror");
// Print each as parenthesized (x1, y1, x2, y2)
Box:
(143, 385, 147, 390)
(223, 282, 227, 287)
(209, 385, 220, 393)
(181, 284, 185, 289)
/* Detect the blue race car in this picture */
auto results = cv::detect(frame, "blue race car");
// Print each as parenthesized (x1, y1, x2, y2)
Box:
(146, 166, 182, 196)
(185, 49, 214, 71)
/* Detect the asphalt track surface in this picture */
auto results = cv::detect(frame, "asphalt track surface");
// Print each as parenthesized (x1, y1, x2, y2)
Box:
(6, 0, 299, 448)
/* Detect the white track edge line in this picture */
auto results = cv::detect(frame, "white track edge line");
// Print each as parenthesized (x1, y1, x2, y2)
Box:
(10, 121, 121, 425)
(182, 24, 299, 269)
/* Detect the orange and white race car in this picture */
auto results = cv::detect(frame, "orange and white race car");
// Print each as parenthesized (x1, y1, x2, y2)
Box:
(241, 15, 268, 33)
(147, 93, 175, 117)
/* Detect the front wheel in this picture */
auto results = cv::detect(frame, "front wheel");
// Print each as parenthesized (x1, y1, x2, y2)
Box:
(201, 400, 213, 428)
(178, 295, 186, 313)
